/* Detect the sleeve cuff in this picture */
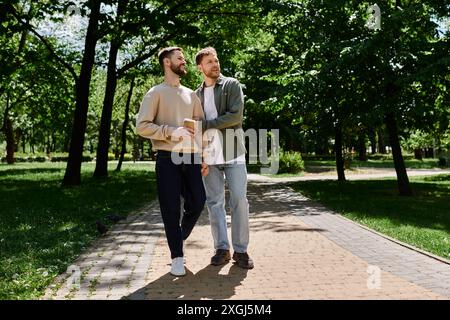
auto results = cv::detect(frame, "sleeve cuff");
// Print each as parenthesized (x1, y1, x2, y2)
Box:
(166, 126, 176, 138)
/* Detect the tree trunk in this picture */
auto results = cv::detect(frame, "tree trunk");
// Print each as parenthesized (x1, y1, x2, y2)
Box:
(314, 136, 329, 155)
(0, 8, 30, 165)
(14, 129, 21, 153)
(369, 130, 377, 154)
(22, 134, 26, 153)
(4, 96, 15, 165)
(116, 77, 135, 172)
(93, 0, 128, 178)
(31, 133, 34, 154)
(63, 0, 101, 186)
(93, 41, 120, 178)
(378, 129, 386, 154)
(384, 0, 411, 196)
(414, 148, 423, 160)
(385, 112, 412, 196)
(51, 132, 56, 153)
(1, 8, 33, 164)
(63, 133, 70, 153)
(358, 130, 367, 161)
(132, 138, 140, 162)
(335, 124, 346, 181)
(46, 136, 51, 155)
(5, 117, 15, 164)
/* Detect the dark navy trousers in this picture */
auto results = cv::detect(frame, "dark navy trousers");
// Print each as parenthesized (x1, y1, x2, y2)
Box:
(155, 151, 206, 259)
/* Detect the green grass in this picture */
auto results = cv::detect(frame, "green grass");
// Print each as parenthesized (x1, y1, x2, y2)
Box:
(290, 174, 450, 260)
(247, 158, 444, 177)
(304, 158, 442, 169)
(263, 172, 305, 178)
(0, 162, 156, 300)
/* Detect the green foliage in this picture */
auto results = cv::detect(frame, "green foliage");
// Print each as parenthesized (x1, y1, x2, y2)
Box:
(278, 150, 305, 174)
(1, 0, 448, 167)
(1, 152, 139, 163)
(402, 130, 435, 150)
(0, 153, 95, 163)
(235, 0, 450, 158)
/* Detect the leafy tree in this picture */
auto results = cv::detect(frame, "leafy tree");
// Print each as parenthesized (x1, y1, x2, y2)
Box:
(236, 0, 449, 194)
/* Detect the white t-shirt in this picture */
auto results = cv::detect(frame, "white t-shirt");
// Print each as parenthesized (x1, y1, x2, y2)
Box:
(203, 86, 245, 165)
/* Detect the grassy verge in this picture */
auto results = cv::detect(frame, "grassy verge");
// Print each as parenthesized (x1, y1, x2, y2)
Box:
(304, 158, 442, 169)
(290, 174, 450, 260)
(247, 158, 445, 178)
(0, 162, 156, 299)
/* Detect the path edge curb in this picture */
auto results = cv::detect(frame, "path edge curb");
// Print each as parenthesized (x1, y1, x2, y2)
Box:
(335, 213, 450, 265)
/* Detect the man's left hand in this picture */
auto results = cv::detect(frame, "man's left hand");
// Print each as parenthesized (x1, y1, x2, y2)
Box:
(201, 162, 209, 177)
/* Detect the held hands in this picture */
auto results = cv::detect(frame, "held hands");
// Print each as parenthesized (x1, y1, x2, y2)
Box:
(171, 126, 194, 141)
(201, 162, 209, 177)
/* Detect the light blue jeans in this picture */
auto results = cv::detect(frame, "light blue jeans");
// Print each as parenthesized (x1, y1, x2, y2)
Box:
(203, 163, 249, 253)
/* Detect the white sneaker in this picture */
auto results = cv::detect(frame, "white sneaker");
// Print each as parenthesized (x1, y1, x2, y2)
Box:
(170, 257, 186, 276)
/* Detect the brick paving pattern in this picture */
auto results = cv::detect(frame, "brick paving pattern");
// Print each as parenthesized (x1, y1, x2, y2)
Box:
(43, 171, 450, 300)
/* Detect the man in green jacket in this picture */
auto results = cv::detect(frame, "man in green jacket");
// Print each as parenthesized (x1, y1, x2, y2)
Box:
(195, 47, 253, 269)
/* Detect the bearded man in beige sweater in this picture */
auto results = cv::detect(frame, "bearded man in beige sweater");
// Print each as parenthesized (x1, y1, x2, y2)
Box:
(136, 47, 207, 276)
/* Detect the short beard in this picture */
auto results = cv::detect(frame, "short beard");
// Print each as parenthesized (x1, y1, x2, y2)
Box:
(205, 69, 220, 79)
(171, 64, 187, 77)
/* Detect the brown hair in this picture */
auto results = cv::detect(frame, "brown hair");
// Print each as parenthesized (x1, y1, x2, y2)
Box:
(158, 47, 182, 69)
(195, 47, 217, 65)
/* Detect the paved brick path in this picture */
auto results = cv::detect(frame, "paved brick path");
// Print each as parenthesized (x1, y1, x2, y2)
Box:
(43, 172, 450, 300)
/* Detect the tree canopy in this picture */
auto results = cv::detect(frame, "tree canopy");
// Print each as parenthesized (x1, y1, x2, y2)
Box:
(1, 0, 449, 194)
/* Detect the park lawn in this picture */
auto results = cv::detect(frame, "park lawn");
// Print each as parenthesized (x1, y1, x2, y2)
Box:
(250, 158, 443, 178)
(0, 162, 157, 300)
(304, 158, 441, 169)
(290, 174, 450, 260)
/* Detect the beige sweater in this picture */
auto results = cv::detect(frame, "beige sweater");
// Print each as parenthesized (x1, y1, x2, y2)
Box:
(136, 82, 205, 153)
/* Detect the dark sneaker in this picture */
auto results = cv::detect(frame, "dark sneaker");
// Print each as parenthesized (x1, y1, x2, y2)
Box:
(210, 249, 231, 266)
(232, 252, 254, 269)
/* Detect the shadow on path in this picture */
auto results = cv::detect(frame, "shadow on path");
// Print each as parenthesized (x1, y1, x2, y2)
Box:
(125, 264, 248, 300)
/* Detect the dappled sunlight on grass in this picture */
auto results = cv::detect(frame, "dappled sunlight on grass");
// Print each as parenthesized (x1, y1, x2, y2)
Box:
(304, 158, 443, 169)
(290, 174, 450, 259)
(0, 162, 157, 299)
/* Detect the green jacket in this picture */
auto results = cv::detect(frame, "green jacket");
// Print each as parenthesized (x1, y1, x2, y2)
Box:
(195, 74, 246, 162)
